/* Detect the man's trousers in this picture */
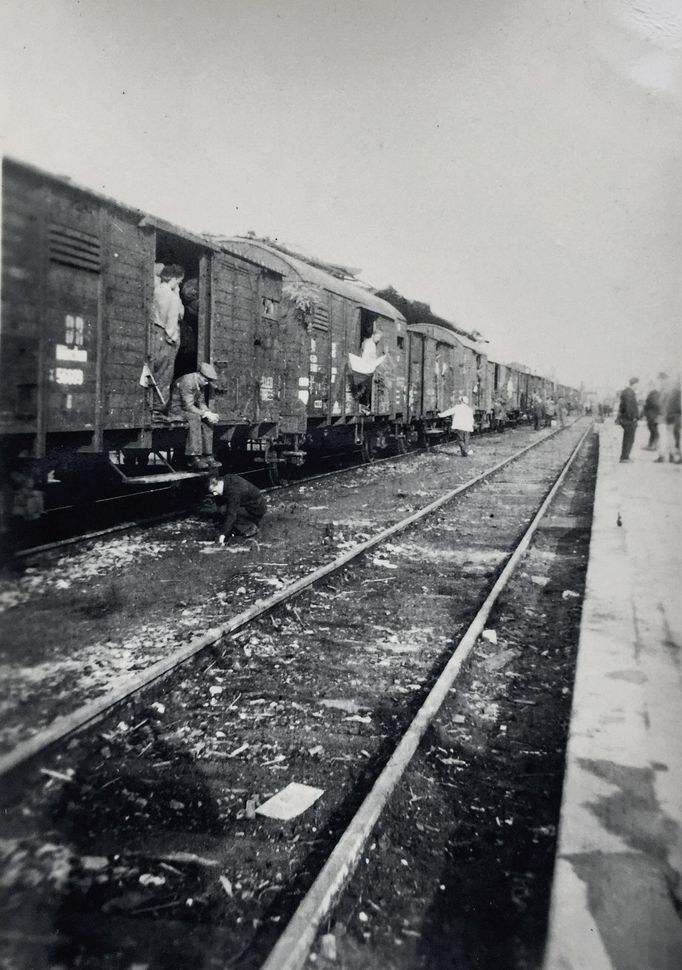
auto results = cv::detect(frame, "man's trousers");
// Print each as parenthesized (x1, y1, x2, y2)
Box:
(620, 419, 637, 460)
(186, 414, 213, 457)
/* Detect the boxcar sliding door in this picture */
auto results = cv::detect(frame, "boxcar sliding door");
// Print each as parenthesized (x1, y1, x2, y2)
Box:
(44, 198, 103, 444)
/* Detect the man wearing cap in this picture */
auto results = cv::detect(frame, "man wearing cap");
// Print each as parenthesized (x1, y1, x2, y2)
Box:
(168, 363, 220, 471)
(438, 394, 475, 456)
(617, 377, 639, 462)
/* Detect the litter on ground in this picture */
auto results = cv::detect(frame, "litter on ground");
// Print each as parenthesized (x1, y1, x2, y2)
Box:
(255, 782, 324, 821)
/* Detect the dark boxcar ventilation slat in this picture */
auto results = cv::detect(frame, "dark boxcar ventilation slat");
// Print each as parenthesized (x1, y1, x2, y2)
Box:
(313, 303, 329, 331)
(48, 222, 102, 272)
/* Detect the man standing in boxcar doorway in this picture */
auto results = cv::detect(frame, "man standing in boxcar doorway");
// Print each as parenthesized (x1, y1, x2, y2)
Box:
(151, 264, 185, 409)
(617, 377, 639, 462)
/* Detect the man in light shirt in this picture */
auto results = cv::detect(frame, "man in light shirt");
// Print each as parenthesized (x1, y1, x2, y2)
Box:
(152, 263, 185, 409)
(438, 394, 475, 457)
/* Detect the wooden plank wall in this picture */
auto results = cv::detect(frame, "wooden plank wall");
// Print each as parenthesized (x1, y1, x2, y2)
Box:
(394, 320, 407, 417)
(329, 293, 351, 419)
(422, 337, 438, 414)
(276, 297, 307, 436)
(211, 252, 259, 423)
(103, 215, 152, 429)
(0, 167, 42, 429)
(373, 317, 397, 417)
(308, 292, 331, 420)
(407, 332, 424, 420)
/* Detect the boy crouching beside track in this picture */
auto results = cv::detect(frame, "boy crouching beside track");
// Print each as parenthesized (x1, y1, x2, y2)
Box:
(208, 474, 267, 543)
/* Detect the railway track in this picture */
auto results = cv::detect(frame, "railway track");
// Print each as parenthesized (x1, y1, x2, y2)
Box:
(0, 420, 595, 970)
(14, 441, 442, 560)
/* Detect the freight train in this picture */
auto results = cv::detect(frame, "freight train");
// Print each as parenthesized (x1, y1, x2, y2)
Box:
(0, 158, 580, 535)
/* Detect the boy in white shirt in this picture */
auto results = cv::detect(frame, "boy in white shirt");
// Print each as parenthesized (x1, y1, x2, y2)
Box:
(438, 395, 475, 456)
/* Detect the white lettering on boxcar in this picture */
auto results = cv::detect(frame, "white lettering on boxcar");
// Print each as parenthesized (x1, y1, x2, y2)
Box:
(54, 368, 84, 386)
(56, 344, 88, 362)
(259, 376, 274, 401)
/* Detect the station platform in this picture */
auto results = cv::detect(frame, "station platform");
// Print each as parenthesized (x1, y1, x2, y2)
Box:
(543, 421, 682, 969)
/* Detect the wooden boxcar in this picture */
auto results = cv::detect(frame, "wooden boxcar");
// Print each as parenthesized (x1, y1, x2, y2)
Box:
(406, 321, 489, 434)
(213, 238, 409, 456)
(0, 159, 306, 530)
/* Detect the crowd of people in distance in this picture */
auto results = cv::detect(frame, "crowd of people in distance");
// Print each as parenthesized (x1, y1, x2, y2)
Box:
(617, 372, 681, 464)
(530, 393, 569, 430)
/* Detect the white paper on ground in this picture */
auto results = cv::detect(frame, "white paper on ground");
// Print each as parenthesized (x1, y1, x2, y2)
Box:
(255, 782, 324, 820)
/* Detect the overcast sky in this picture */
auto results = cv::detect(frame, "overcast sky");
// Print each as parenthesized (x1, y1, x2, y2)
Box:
(2, 0, 680, 392)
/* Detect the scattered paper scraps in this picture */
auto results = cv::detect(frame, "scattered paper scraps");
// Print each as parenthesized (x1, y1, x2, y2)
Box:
(318, 698, 364, 714)
(255, 782, 324, 821)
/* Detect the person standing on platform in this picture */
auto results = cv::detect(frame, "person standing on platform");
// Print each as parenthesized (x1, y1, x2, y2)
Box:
(665, 378, 681, 463)
(208, 474, 267, 540)
(438, 394, 475, 456)
(168, 363, 221, 471)
(557, 395, 568, 427)
(532, 394, 544, 431)
(152, 264, 185, 409)
(617, 377, 639, 463)
(642, 386, 661, 450)
(654, 372, 676, 464)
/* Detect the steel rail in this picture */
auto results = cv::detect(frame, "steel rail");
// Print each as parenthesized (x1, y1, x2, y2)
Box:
(16, 423, 568, 559)
(259, 421, 593, 970)
(0, 423, 574, 780)
(14, 440, 433, 560)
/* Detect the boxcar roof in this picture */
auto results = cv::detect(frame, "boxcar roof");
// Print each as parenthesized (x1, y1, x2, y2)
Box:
(3, 156, 281, 273)
(408, 321, 487, 354)
(214, 237, 407, 322)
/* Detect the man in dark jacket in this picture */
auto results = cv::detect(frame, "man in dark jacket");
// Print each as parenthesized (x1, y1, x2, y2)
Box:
(642, 387, 661, 450)
(208, 474, 267, 540)
(617, 377, 639, 462)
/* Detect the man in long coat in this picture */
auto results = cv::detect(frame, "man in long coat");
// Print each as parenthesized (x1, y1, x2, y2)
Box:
(617, 377, 639, 462)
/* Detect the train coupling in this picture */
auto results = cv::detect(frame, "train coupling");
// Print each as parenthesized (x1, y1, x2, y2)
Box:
(281, 450, 307, 467)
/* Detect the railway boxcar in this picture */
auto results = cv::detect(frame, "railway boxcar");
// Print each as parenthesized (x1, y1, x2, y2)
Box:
(405, 321, 489, 436)
(212, 238, 409, 458)
(0, 159, 302, 532)
(1, 157, 582, 538)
